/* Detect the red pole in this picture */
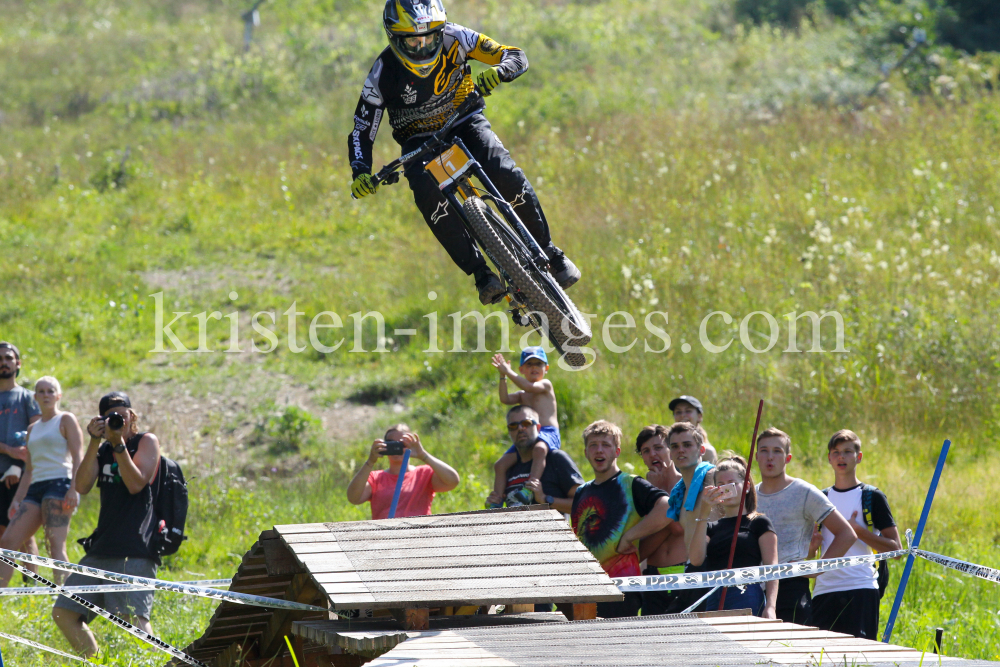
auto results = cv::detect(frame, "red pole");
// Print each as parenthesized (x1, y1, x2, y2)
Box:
(717, 399, 764, 610)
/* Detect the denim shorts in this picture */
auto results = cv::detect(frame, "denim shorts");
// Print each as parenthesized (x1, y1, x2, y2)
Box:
(53, 554, 158, 622)
(506, 425, 562, 455)
(23, 478, 72, 506)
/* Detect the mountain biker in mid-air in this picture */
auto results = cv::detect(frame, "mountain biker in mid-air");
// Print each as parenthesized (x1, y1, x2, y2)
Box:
(348, 0, 581, 306)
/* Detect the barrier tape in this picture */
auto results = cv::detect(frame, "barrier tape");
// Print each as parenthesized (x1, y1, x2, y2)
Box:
(613, 547, 910, 592)
(0, 579, 232, 597)
(915, 549, 1000, 584)
(0, 630, 101, 665)
(0, 555, 206, 667)
(0, 547, 326, 612)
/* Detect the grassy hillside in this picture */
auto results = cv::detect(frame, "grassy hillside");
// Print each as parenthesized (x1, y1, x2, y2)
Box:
(1, 0, 999, 663)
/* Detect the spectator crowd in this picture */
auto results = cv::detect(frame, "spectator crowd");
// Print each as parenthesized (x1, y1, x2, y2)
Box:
(0, 336, 901, 658)
(0, 341, 163, 657)
(349, 345, 902, 640)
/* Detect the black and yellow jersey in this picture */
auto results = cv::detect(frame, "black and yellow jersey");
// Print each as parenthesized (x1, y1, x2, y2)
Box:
(349, 23, 528, 179)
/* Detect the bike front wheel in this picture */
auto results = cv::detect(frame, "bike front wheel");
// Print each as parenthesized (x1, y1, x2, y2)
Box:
(463, 196, 592, 368)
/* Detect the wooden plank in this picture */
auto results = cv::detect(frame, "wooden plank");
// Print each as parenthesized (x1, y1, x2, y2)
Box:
(295, 530, 576, 552)
(325, 520, 574, 543)
(324, 510, 563, 532)
(282, 532, 341, 544)
(300, 551, 599, 576)
(274, 523, 332, 534)
(325, 584, 622, 609)
(288, 539, 590, 558)
(313, 561, 606, 583)
(320, 572, 612, 593)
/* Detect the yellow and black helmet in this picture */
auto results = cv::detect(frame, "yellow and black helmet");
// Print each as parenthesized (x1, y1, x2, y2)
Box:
(383, 0, 447, 77)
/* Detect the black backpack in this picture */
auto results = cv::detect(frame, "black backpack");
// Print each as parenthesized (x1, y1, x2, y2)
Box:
(152, 456, 189, 556)
(822, 483, 889, 598)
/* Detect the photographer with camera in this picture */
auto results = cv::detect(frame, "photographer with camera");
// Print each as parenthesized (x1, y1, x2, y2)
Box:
(346, 424, 460, 519)
(52, 392, 161, 658)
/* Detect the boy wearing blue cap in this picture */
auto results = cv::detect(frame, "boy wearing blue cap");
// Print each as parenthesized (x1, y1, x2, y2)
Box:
(488, 347, 560, 506)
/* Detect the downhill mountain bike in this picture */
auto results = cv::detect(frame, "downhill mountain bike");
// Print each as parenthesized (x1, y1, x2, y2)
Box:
(364, 85, 592, 367)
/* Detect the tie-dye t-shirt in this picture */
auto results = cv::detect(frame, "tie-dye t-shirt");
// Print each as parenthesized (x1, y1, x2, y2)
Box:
(571, 471, 668, 577)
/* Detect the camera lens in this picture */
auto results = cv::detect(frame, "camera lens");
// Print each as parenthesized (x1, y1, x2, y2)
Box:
(106, 413, 125, 430)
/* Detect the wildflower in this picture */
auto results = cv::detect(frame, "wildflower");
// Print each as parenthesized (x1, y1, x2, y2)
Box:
(621, 266, 632, 279)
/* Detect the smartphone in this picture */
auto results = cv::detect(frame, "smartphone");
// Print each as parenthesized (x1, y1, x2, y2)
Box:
(382, 440, 405, 456)
(718, 482, 739, 501)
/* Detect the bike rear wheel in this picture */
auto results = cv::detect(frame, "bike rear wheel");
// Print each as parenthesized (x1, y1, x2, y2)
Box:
(462, 196, 592, 368)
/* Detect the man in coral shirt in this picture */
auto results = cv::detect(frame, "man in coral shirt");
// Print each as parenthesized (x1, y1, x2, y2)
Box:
(346, 424, 460, 519)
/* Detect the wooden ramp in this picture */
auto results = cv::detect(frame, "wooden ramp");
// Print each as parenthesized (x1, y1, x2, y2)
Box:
(177, 506, 619, 666)
(363, 612, 1000, 666)
(274, 505, 620, 611)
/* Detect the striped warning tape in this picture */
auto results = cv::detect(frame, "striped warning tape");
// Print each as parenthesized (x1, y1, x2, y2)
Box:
(915, 549, 1000, 584)
(613, 547, 910, 592)
(0, 547, 325, 612)
(0, 555, 206, 667)
(0, 578, 232, 597)
(0, 630, 101, 665)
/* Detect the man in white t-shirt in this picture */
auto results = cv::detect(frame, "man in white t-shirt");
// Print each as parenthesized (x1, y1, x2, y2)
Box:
(755, 427, 856, 626)
(810, 429, 900, 639)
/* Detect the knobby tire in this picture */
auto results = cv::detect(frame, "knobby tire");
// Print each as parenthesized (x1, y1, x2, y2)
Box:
(462, 196, 592, 368)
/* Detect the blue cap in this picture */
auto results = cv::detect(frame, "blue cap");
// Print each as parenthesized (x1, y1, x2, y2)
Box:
(520, 346, 548, 366)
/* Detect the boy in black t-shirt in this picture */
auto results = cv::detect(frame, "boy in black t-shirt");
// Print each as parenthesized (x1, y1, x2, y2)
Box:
(810, 430, 900, 640)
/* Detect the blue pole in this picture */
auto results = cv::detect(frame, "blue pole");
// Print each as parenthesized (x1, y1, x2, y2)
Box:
(882, 438, 950, 643)
(387, 449, 411, 519)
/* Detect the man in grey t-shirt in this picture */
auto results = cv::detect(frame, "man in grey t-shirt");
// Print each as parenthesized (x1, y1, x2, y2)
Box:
(755, 427, 856, 626)
(0, 342, 42, 549)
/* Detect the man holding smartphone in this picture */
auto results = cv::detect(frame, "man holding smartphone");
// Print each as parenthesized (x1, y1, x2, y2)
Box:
(346, 423, 460, 519)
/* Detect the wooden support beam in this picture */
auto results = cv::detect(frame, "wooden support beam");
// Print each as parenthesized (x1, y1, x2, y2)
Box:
(503, 604, 534, 614)
(264, 536, 307, 577)
(555, 602, 597, 621)
(389, 607, 430, 630)
(258, 573, 324, 659)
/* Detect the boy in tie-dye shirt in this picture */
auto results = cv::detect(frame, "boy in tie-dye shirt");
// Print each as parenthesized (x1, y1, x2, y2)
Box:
(571, 420, 670, 618)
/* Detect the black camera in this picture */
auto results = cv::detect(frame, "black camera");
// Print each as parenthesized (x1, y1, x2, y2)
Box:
(382, 440, 405, 456)
(105, 412, 125, 430)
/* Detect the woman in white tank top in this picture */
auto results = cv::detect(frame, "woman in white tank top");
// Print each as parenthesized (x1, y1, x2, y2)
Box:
(0, 376, 83, 586)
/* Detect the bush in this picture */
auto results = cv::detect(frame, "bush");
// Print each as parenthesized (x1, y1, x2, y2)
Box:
(733, 0, 1000, 54)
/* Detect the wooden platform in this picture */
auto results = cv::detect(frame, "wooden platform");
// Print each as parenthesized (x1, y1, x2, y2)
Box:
(175, 506, 619, 666)
(291, 612, 567, 655)
(274, 506, 621, 611)
(362, 611, 1000, 666)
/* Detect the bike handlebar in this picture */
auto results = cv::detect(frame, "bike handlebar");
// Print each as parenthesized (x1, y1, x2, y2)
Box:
(351, 85, 486, 199)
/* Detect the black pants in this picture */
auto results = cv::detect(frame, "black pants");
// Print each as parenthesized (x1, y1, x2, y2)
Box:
(402, 113, 552, 275)
(641, 565, 681, 616)
(776, 575, 814, 626)
(812, 589, 880, 639)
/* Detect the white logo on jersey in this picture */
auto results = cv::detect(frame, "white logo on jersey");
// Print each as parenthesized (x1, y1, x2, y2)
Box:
(362, 60, 384, 106)
(430, 200, 449, 225)
(370, 108, 383, 140)
(103, 463, 113, 476)
(402, 84, 418, 104)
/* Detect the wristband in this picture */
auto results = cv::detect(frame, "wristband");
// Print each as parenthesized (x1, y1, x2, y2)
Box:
(544, 495, 554, 505)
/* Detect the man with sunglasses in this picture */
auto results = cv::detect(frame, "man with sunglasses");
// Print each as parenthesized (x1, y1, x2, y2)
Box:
(348, 0, 581, 306)
(491, 406, 582, 512)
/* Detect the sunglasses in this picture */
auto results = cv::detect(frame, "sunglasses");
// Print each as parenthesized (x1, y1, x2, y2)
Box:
(507, 419, 538, 431)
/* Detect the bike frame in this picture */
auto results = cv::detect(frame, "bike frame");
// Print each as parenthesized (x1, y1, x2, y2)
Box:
(430, 137, 549, 272)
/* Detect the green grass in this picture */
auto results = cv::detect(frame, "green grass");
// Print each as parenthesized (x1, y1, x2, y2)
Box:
(1, 0, 1000, 663)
